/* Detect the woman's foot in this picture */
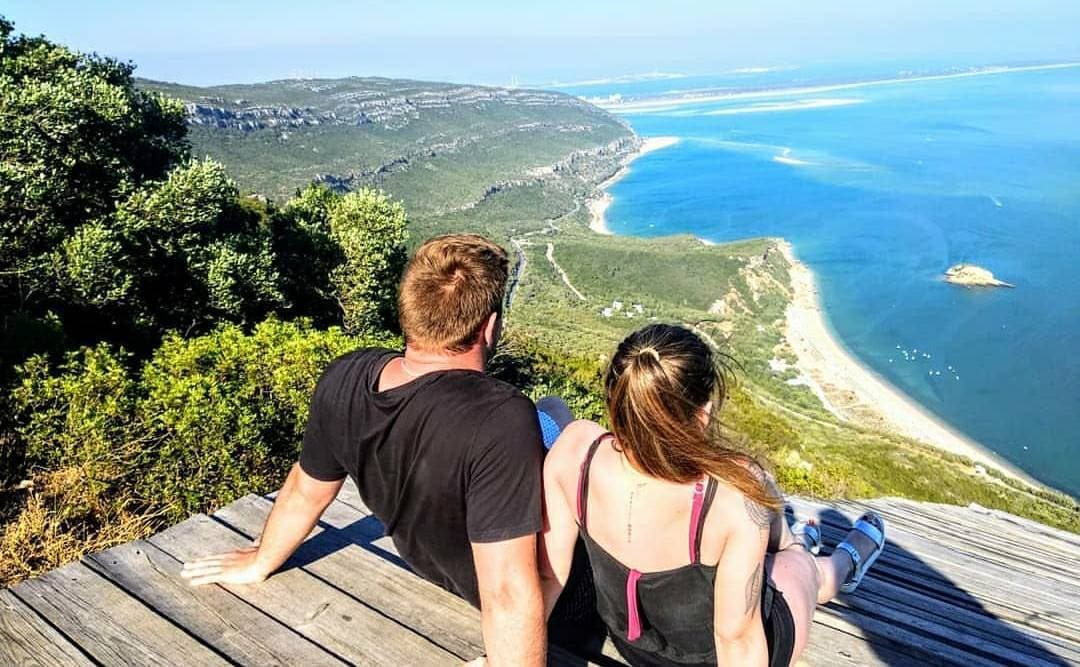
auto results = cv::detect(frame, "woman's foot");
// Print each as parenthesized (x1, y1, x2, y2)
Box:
(835, 512, 886, 594)
(791, 518, 822, 555)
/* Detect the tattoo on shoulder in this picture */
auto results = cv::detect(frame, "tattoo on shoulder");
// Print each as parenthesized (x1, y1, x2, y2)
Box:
(743, 464, 779, 530)
(745, 562, 763, 613)
(744, 496, 773, 530)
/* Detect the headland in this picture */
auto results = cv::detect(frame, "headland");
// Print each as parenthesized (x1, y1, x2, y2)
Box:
(588, 136, 679, 235)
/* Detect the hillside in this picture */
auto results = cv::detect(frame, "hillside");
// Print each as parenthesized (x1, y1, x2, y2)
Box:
(140, 76, 1078, 533)
(140, 77, 637, 220)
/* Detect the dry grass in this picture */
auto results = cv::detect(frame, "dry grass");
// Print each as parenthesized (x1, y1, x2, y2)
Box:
(0, 467, 158, 587)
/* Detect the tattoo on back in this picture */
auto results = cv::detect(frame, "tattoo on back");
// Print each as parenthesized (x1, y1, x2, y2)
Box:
(745, 562, 763, 613)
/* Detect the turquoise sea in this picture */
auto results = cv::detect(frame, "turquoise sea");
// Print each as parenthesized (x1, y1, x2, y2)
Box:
(557, 64, 1080, 497)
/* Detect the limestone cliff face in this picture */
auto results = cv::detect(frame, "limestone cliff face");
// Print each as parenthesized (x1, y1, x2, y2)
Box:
(176, 81, 618, 133)
(138, 76, 636, 206)
(944, 264, 1014, 288)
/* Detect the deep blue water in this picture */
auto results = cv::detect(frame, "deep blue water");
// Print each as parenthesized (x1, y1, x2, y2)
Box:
(559, 65, 1080, 496)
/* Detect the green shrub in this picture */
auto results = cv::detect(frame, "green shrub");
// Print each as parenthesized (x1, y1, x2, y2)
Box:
(136, 319, 375, 519)
(12, 345, 139, 503)
(11, 319, 389, 523)
(491, 330, 606, 423)
(328, 189, 409, 334)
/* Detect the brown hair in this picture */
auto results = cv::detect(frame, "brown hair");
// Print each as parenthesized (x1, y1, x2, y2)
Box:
(398, 234, 509, 353)
(604, 323, 780, 511)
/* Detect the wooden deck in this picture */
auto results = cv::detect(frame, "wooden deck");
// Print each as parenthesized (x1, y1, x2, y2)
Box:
(3, 480, 1078, 666)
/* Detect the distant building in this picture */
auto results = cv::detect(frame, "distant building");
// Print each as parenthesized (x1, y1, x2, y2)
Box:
(601, 307, 613, 318)
(612, 300, 624, 311)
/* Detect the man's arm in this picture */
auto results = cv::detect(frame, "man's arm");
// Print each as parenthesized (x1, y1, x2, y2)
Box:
(181, 463, 344, 585)
(472, 534, 546, 667)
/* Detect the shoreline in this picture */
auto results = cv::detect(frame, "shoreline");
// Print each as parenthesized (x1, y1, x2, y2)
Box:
(588, 136, 680, 235)
(777, 240, 1040, 488)
(595, 62, 1080, 114)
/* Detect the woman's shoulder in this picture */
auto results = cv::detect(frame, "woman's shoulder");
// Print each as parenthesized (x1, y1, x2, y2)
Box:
(704, 465, 780, 540)
(544, 419, 608, 478)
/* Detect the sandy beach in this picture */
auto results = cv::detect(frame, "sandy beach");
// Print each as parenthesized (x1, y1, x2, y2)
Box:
(588, 136, 680, 235)
(778, 240, 1038, 486)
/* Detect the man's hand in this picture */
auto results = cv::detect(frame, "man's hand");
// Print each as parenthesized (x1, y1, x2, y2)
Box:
(181, 545, 269, 586)
(179, 463, 344, 588)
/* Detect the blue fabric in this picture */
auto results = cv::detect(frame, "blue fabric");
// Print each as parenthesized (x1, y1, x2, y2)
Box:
(538, 410, 562, 449)
(536, 395, 574, 450)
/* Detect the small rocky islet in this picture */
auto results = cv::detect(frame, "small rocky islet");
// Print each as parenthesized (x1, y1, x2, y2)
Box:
(944, 263, 1014, 288)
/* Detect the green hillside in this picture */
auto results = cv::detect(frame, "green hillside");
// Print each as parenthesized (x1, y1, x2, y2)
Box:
(140, 77, 637, 218)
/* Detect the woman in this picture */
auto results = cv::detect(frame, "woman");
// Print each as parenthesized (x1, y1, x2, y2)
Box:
(540, 324, 885, 666)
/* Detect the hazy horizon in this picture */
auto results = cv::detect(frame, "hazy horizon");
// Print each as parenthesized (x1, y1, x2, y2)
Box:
(5, 1, 1080, 87)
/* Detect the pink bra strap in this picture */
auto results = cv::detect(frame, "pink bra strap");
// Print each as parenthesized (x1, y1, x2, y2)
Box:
(575, 433, 610, 532)
(688, 480, 706, 563)
(626, 569, 643, 642)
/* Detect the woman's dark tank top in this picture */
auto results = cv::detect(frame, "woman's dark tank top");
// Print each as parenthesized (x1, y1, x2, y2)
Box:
(576, 434, 795, 667)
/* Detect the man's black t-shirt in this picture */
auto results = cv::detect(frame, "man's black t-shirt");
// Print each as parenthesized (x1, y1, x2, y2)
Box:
(299, 348, 544, 608)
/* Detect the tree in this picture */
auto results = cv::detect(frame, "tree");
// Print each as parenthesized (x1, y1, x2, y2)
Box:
(0, 17, 187, 283)
(52, 159, 284, 342)
(268, 184, 345, 325)
(0, 16, 188, 367)
(328, 189, 409, 334)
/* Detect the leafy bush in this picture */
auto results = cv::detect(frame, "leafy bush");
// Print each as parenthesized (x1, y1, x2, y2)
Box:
(491, 329, 606, 423)
(52, 159, 285, 343)
(11, 319, 387, 525)
(136, 320, 375, 519)
(0, 19, 409, 375)
(270, 184, 344, 325)
(328, 189, 409, 334)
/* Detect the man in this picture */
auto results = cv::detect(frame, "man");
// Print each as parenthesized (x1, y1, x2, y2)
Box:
(182, 234, 546, 666)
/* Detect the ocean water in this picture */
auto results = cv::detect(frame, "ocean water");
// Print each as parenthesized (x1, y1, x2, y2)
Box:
(559, 64, 1080, 496)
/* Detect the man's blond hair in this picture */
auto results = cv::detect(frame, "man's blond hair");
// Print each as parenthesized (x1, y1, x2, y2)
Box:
(398, 234, 509, 353)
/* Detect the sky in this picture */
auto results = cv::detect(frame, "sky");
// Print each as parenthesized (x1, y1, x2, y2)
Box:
(5, 1, 1080, 86)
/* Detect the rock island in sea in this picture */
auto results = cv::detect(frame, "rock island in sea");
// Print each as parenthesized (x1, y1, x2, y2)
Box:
(944, 264, 1014, 288)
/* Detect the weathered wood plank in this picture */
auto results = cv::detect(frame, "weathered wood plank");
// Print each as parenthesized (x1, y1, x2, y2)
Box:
(214, 493, 484, 659)
(851, 500, 1080, 581)
(265, 484, 626, 665)
(812, 606, 1001, 667)
(849, 498, 1078, 572)
(801, 618, 920, 667)
(787, 498, 1080, 629)
(852, 574, 1080, 661)
(12, 561, 227, 665)
(149, 511, 457, 665)
(0, 589, 92, 667)
(84, 539, 348, 666)
(828, 588, 1075, 666)
(821, 524, 1079, 632)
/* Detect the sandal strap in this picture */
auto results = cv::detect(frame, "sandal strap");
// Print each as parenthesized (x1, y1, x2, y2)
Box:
(837, 541, 861, 571)
(853, 517, 885, 547)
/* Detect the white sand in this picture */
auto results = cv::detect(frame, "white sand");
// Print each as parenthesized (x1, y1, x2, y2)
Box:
(597, 63, 1080, 114)
(588, 136, 680, 235)
(778, 240, 1037, 486)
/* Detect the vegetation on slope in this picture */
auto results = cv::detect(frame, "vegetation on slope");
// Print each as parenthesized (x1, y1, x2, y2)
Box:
(139, 77, 637, 214)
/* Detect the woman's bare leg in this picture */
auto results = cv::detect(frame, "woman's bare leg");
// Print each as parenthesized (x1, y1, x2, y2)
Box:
(765, 526, 880, 662)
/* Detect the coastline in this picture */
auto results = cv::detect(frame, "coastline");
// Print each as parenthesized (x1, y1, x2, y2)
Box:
(777, 240, 1040, 487)
(588, 136, 680, 235)
(595, 62, 1080, 114)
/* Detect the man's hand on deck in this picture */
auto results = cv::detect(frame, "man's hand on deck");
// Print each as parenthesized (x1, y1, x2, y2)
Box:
(181, 462, 343, 587)
(181, 545, 269, 586)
